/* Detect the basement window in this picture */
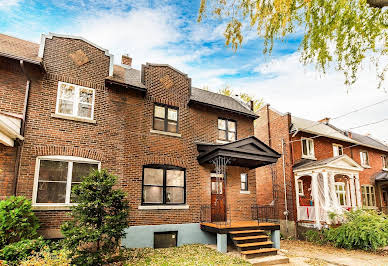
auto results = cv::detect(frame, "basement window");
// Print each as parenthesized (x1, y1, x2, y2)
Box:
(154, 231, 177, 248)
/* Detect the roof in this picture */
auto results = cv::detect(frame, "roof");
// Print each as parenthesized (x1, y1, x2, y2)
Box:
(106, 65, 146, 90)
(374, 171, 388, 182)
(291, 116, 358, 144)
(293, 155, 363, 172)
(0, 33, 41, 64)
(190, 87, 258, 119)
(348, 132, 388, 152)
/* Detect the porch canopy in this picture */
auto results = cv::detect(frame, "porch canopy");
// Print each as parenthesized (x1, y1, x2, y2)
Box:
(197, 136, 281, 169)
(0, 112, 23, 147)
(293, 155, 364, 228)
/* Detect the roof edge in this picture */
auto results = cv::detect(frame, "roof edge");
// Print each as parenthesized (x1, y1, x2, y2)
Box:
(0, 51, 41, 65)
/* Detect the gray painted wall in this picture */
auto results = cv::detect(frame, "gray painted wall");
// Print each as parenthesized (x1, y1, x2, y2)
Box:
(122, 223, 216, 248)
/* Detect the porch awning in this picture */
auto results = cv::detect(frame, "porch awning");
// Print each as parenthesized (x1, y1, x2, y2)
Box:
(374, 171, 388, 182)
(196, 136, 281, 169)
(0, 112, 24, 147)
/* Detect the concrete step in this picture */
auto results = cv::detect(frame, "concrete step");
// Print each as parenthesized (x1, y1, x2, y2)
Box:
(241, 248, 278, 259)
(237, 241, 274, 251)
(232, 235, 269, 244)
(248, 254, 290, 265)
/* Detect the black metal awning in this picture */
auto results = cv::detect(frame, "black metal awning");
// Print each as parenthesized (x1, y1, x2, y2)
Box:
(197, 136, 281, 169)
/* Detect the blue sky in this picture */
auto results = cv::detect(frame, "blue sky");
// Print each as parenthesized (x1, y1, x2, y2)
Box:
(1, 0, 387, 142)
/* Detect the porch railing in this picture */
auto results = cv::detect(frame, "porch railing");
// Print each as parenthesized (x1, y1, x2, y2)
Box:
(251, 204, 278, 223)
(200, 205, 211, 223)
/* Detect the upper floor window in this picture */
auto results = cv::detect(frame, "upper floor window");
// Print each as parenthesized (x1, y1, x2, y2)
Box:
(56, 82, 95, 120)
(218, 118, 236, 142)
(335, 182, 346, 206)
(153, 104, 178, 133)
(301, 138, 315, 159)
(33, 156, 100, 205)
(360, 151, 369, 167)
(362, 185, 376, 207)
(333, 144, 344, 156)
(241, 173, 248, 191)
(382, 155, 388, 170)
(142, 165, 185, 205)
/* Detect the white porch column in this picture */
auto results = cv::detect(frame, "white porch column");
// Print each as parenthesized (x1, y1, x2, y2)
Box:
(311, 172, 321, 228)
(322, 171, 330, 224)
(354, 173, 362, 207)
(295, 174, 301, 221)
(345, 181, 351, 207)
(349, 175, 357, 208)
(329, 172, 336, 207)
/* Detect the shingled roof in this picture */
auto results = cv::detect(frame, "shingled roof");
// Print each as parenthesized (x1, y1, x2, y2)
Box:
(348, 132, 388, 152)
(0, 33, 41, 64)
(189, 87, 258, 119)
(106, 65, 146, 90)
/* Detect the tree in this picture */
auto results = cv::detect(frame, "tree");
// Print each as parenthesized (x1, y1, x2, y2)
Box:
(218, 86, 263, 112)
(198, 0, 388, 88)
(61, 170, 130, 265)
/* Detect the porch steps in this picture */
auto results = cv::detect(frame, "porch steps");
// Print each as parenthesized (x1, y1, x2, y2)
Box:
(236, 241, 274, 250)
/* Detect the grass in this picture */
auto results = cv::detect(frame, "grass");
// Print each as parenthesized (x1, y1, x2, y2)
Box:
(124, 244, 250, 266)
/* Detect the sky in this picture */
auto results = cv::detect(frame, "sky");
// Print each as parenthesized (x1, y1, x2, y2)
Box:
(0, 0, 387, 143)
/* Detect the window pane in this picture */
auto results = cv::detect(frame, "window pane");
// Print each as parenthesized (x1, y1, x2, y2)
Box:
(338, 146, 343, 155)
(58, 100, 74, 115)
(144, 168, 163, 185)
(371, 188, 375, 206)
(143, 186, 163, 203)
(154, 106, 165, 119)
(228, 132, 236, 141)
(166, 170, 184, 186)
(78, 103, 92, 118)
(168, 108, 178, 121)
(59, 83, 75, 100)
(241, 182, 246, 190)
(72, 163, 98, 182)
(166, 187, 184, 203)
(241, 173, 247, 183)
(218, 119, 226, 130)
(154, 118, 165, 131)
(302, 139, 307, 155)
(79, 88, 93, 104)
(308, 140, 313, 155)
(36, 182, 67, 203)
(228, 121, 236, 132)
(167, 121, 177, 133)
(218, 130, 226, 140)
(39, 160, 68, 181)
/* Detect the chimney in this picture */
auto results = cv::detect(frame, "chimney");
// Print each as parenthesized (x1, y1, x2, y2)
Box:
(121, 54, 132, 67)
(346, 131, 352, 138)
(319, 117, 331, 124)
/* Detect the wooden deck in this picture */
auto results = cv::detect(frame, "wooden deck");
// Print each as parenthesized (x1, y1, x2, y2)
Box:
(200, 221, 280, 234)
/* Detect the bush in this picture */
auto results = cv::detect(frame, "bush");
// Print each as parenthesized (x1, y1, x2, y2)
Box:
(61, 170, 130, 265)
(325, 209, 388, 251)
(0, 196, 40, 247)
(0, 237, 46, 263)
(19, 248, 71, 266)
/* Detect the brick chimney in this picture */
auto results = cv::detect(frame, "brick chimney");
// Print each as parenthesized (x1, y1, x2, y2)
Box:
(122, 54, 132, 67)
(319, 117, 331, 124)
(346, 131, 352, 138)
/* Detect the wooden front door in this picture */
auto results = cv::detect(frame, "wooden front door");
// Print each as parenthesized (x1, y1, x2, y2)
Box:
(211, 175, 226, 222)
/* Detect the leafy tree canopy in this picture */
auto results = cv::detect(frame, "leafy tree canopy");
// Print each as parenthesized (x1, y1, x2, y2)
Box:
(198, 0, 388, 88)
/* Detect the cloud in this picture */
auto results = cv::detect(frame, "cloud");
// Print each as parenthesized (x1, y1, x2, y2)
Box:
(0, 0, 20, 10)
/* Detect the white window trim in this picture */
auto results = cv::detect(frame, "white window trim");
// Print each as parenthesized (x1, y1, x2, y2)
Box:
(297, 179, 304, 196)
(32, 155, 101, 207)
(382, 155, 388, 171)
(335, 182, 347, 207)
(333, 144, 344, 156)
(301, 137, 316, 159)
(55, 81, 96, 121)
(360, 151, 370, 167)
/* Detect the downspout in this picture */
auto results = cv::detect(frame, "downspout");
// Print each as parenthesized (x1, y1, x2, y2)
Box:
(13, 60, 31, 195)
(266, 104, 271, 147)
(282, 138, 289, 232)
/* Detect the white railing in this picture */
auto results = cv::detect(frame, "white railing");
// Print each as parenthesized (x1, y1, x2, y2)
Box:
(298, 206, 316, 221)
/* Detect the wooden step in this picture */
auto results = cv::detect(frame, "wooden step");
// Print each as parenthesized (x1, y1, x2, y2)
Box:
(241, 248, 278, 259)
(229, 229, 265, 236)
(233, 235, 268, 241)
(237, 241, 273, 251)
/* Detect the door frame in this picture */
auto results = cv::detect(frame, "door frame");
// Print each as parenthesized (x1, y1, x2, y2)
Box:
(210, 173, 226, 222)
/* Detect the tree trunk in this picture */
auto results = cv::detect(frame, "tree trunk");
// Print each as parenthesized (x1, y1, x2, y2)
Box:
(367, 0, 388, 7)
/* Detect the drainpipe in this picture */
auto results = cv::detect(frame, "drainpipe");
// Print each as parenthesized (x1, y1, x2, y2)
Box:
(282, 138, 289, 233)
(13, 60, 31, 195)
(266, 104, 271, 147)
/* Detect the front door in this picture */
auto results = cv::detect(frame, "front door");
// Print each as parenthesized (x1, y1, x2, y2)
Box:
(211, 175, 226, 222)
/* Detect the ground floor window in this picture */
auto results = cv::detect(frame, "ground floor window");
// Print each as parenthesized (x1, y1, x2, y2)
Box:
(240, 173, 248, 191)
(142, 165, 185, 205)
(361, 185, 376, 207)
(335, 182, 346, 206)
(33, 156, 100, 205)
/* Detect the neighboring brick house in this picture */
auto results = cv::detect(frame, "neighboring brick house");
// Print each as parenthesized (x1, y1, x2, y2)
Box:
(0, 33, 281, 249)
(256, 105, 388, 236)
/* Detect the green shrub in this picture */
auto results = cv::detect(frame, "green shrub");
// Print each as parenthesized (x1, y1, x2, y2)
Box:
(305, 229, 328, 245)
(0, 196, 40, 247)
(19, 248, 70, 266)
(325, 209, 388, 251)
(0, 237, 46, 263)
(61, 170, 130, 265)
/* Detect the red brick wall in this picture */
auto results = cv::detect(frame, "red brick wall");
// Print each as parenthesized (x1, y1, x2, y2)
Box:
(0, 145, 17, 199)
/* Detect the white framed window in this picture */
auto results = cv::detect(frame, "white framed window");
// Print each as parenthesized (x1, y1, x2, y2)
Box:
(218, 118, 236, 142)
(241, 173, 248, 191)
(333, 144, 344, 156)
(335, 182, 346, 206)
(360, 151, 369, 167)
(361, 185, 376, 207)
(382, 155, 388, 170)
(56, 82, 95, 120)
(32, 156, 100, 206)
(297, 179, 304, 196)
(301, 138, 315, 159)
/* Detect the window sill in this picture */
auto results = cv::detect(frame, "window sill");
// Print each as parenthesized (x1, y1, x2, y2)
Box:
(32, 205, 73, 211)
(138, 204, 189, 210)
(150, 129, 181, 138)
(51, 113, 96, 124)
(240, 190, 251, 194)
(361, 165, 371, 169)
(302, 155, 317, 160)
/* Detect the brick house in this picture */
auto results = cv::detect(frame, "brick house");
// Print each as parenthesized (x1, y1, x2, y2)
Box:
(0, 32, 283, 256)
(256, 105, 388, 236)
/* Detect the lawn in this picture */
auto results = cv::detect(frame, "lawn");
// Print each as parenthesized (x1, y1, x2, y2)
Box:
(125, 244, 250, 266)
